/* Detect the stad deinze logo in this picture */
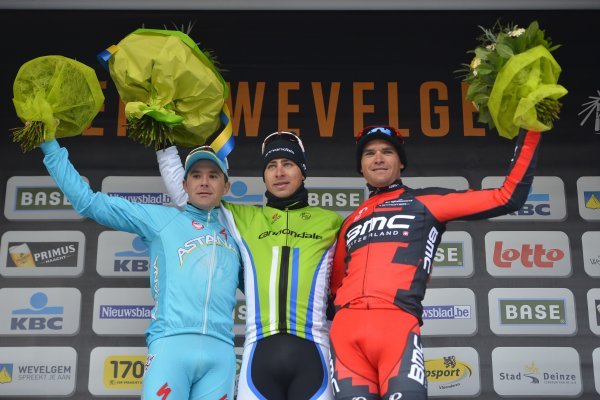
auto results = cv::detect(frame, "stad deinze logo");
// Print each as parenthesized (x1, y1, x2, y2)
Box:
(489, 288, 576, 336)
(492, 347, 582, 397)
(4, 176, 87, 220)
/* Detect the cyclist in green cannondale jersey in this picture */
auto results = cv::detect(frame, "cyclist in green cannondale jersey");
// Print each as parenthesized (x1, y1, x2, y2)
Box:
(157, 131, 342, 400)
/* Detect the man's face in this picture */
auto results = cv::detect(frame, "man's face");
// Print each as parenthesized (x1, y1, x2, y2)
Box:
(360, 139, 403, 187)
(183, 160, 230, 209)
(263, 158, 304, 198)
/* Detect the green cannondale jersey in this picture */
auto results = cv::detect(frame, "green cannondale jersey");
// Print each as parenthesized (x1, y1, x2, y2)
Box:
(221, 202, 342, 347)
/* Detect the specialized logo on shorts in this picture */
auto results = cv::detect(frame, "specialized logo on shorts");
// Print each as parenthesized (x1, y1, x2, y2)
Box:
(157, 382, 172, 399)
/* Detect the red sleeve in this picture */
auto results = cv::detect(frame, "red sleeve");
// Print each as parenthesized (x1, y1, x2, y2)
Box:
(420, 130, 541, 222)
(329, 219, 350, 301)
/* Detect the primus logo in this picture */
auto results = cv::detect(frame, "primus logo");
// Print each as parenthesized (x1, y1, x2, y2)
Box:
(307, 188, 365, 211)
(259, 229, 322, 240)
(346, 214, 415, 244)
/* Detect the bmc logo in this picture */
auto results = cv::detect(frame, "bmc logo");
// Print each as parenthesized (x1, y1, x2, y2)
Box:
(485, 231, 571, 277)
(346, 214, 415, 244)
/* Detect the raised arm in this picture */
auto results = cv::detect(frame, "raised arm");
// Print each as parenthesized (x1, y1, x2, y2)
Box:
(156, 146, 189, 210)
(418, 130, 541, 222)
(41, 140, 169, 239)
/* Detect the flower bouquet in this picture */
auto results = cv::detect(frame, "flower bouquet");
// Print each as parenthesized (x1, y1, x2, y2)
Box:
(11, 55, 105, 152)
(99, 27, 234, 155)
(460, 20, 568, 139)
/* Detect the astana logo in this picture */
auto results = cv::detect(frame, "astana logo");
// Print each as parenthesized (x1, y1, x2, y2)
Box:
(579, 90, 600, 133)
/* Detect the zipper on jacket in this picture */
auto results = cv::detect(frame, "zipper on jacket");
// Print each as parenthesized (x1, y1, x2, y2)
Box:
(203, 229, 217, 334)
(278, 208, 291, 333)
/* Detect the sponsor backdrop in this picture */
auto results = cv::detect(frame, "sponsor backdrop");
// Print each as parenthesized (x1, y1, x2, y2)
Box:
(0, 9, 598, 400)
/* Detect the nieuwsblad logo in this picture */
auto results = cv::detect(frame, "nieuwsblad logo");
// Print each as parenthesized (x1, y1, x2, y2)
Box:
(424, 347, 480, 397)
(0, 346, 77, 396)
(482, 176, 566, 221)
(4, 176, 87, 220)
(577, 177, 600, 221)
(305, 177, 368, 217)
(431, 231, 473, 278)
(485, 231, 571, 277)
(93, 288, 153, 336)
(582, 231, 600, 277)
(421, 288, 477, 336)
(96, 231, 149, 277)
(0, 288, 81, 336)
(101, 176, 172, 205)
(88, 347, 147, 396)
(223, 177, 265, 205)
(586, 289, 600, 336)
(492, 347, 582, 397)
(488, 288, 576, 336)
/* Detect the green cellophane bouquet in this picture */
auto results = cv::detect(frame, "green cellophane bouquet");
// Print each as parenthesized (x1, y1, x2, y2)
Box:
(460, 21, 568, 139)
(12, 55, 104, 152)
(104, 28, 229, 150)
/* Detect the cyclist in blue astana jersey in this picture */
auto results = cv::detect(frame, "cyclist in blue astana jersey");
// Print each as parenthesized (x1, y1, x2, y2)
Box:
(36, 140, 242, 400)
(157, 132, 342, 400)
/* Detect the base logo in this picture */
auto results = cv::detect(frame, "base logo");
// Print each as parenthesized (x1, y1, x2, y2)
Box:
(304, 177, 367, 217)
(492, 347, 581, 397)
(431, 231, 473, 278)
(489, 288, 576, 336)
(89, 347, 147, 396)
(4, 176, 87, 220)
(424, 347, 480, 397)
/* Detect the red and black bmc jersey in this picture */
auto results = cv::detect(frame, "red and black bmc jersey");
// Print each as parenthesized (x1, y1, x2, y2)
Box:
(330, 131, 541, 323)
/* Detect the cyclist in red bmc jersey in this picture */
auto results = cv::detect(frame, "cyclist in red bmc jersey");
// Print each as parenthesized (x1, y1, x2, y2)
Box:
(329, 126, 541, 400)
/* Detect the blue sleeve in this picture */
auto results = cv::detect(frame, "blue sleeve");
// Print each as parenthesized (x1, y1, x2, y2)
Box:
(40, 140, 173, 240)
